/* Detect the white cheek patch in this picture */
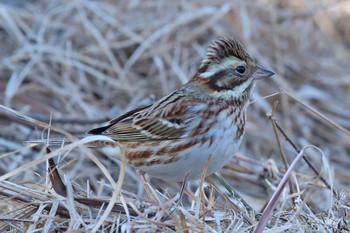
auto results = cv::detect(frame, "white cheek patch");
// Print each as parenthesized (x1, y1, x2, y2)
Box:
(211, 78, 255, 99)
(232, 78, 254, 95)
(200, 57, 244, 78)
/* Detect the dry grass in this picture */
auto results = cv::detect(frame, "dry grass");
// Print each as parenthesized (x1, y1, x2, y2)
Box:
(1, 0, 350, 232)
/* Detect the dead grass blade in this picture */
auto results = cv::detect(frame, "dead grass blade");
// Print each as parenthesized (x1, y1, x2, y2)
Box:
(255, 146, 326, 232)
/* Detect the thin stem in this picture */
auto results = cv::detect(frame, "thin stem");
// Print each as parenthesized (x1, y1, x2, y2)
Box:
(267, 101, 296, 204)
(274, 120, 332, 191)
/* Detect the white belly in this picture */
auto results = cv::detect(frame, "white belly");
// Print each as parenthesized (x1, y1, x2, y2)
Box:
(139, 109, 244, 182)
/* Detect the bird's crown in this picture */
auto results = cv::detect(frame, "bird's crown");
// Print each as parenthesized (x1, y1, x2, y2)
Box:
(201, 37, 254, 68)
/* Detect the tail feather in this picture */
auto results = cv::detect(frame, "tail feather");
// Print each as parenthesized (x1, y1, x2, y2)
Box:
(25, 137, 118, 148)
(87, 125, 111, 135)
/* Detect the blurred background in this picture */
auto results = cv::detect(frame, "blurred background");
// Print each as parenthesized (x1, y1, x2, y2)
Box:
(1, 0, 350, 215)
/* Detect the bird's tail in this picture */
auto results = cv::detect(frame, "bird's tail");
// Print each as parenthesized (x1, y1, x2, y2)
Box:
(26, 135, 118, 148)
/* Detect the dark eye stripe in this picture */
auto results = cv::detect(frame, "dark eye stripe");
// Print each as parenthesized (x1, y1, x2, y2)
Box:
(208, 70, 230, 83)
(207, 69, 247, 91)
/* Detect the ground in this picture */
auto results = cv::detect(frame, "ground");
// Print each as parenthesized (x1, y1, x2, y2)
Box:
(0, 0, 350, 232)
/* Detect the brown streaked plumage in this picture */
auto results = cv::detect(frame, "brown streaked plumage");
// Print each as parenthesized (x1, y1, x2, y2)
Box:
(89, 37, 274, 182)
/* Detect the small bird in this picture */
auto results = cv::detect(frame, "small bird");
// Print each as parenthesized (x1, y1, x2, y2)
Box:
(89, 37, 274, 184)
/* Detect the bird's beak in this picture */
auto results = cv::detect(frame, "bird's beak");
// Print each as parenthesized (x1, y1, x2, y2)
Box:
(252, 65, 275, 80)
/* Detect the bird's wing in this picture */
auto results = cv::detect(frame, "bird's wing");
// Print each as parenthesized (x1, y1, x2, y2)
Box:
(88, 90, 202, 141)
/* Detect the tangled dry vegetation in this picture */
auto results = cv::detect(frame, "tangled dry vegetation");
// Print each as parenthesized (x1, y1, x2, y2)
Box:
(0, 0, 350, 232)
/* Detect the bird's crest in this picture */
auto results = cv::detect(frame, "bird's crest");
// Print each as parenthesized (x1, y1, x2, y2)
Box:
(201, 37, 254, 68)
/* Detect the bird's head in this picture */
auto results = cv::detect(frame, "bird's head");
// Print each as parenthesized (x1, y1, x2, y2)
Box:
(193, 37, 274, 100)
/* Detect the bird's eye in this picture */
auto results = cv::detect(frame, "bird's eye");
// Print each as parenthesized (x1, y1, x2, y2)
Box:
(236, 66, 246, 74)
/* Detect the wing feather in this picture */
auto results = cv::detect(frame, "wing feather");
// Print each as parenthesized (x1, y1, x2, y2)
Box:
(88, 89, 201, 141)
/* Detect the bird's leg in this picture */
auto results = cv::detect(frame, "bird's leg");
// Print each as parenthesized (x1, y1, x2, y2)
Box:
(177, 171, 189, 202)
(206, 172, 258, 218)
(177, 171, 200, 204)
(136, 171, 158, 203)
(177, 173, 211, 213)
